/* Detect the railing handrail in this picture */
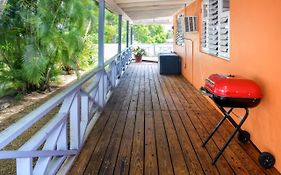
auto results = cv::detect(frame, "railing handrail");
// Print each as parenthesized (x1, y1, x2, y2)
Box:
(132, 43, 173, 57)
(0, 47, 132, 175)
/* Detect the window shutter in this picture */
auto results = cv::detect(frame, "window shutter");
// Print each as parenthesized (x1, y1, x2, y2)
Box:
(202, 21, 207, 48)
(201, 0, 208, 51)
(201, 0, 230, 59)
(208, 0, 219, 56)
(218, 11, 230, 58)
(176, 15, 185, 46)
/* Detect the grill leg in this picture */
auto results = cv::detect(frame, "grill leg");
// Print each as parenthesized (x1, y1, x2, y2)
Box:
(211, 108, 249, 164)
(202, 108, 233, 147)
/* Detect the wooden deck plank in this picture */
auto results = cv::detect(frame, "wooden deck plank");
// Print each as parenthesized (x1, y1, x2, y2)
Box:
(151, 64, 169, 111)
(128, 66, 140, 111)
(68, 111, 111, 175)
(69, 63, 280, 175)
(187, 109, 240, 174)
(105, 65, 135, 111)
(149, 65, 161, 111)
(177, 110, 220, 175)
(83, 111, 120, 175)
(153, 110, 174, 175)
(121, 62, 140, 111)
(129, 110, 145, 175)
(98, 111, 128, 175)
(114, 111, 136, 175)
(153, 68, 176, 111)
(161, 111, 189, 175)
(144, 111, 158, 175)
(160, 75, 184, 111)
(169, 110, 205, 175)
(137, 65, 145, 111)
(144, 65, 153, 111)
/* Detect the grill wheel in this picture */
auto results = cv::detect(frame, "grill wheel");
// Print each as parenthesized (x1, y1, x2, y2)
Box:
(237, 130, 250, 143)
(259, 152, 275, 169)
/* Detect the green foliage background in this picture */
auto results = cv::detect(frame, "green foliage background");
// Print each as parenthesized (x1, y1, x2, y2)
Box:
(0, 0, 99, 95)
(133, 24, 169, 44)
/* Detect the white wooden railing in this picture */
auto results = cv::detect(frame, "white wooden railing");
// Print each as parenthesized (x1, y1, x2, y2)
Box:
(136, 43, 173, 57)
(0, 47, 132, 175)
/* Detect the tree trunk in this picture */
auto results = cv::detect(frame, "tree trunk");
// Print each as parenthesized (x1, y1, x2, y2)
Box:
(42, 67, 52, 92)
(0, 0, 8, 16)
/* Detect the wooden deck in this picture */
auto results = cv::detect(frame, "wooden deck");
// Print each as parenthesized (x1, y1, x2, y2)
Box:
(68, 62, 280, 175)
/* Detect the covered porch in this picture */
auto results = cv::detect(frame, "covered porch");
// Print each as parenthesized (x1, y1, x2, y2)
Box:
(0, 0, 281, 174)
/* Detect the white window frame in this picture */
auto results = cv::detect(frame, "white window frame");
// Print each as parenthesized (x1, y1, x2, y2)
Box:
(201, 0, 230, 60)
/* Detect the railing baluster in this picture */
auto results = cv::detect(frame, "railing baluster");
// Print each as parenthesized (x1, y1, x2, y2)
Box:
(57, 122, 67, 150)
(104, 73, 108, 96)
(16, 158, 32, 175)
(98, 71, 105, 108)
(70, 92, 81, 149)
(34, 123, 65, 174)
(111, 61, 116, 88)
(80, 94, 89, 140)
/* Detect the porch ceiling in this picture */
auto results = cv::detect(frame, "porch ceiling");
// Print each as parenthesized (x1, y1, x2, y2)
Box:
(108, 0, 194, 22)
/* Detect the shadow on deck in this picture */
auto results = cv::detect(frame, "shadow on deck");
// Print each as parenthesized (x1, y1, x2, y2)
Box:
(68, 62, 280, 175)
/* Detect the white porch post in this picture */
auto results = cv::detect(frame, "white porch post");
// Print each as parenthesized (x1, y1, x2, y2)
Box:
(130, 26, 133, 46)
(118, 15, 122, 53)
(98, 0, 105, 108)
(126, 20, 129, 48)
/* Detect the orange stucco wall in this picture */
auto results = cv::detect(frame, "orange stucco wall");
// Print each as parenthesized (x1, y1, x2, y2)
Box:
(173, 0, 281, 172)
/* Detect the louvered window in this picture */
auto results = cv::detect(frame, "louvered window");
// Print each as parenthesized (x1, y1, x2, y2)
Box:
(176, 14, 185, 46)
(201, 1, 208, 52)
(201, 0, 230, 59)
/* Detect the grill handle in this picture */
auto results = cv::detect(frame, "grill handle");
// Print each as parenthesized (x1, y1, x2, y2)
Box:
(200, 87, 213, 97)
(205, 78, 215, 85)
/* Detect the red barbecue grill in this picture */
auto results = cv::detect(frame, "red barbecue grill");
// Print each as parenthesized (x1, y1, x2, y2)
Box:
(200, 74, 275, 168)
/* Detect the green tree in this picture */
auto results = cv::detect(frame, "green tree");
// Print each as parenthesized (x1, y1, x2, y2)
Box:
(133, 24, 168, 44)
(104, 9, 118, 43)
(0, 0, 98, 94)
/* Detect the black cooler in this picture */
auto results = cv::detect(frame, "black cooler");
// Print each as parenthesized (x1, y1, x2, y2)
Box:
(159, 53, 181, 75)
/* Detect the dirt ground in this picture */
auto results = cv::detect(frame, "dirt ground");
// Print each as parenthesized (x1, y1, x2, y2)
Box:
(0, 72, 83, 131)
(0, 70, 88, 174)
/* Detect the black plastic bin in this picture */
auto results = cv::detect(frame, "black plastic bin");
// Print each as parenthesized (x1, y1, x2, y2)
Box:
(159, 53, 181, 75)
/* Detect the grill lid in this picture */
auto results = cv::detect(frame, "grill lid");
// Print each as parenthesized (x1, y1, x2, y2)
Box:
(204, 74, 262, 99)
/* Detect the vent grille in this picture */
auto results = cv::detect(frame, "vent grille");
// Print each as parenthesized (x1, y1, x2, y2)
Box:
(185, 16, 198, 32)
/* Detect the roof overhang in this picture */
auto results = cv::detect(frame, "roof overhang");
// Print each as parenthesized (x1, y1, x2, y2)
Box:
(1, 0, 192, 24)
(114, 0, 194, 23)
(133, 17, 173, 25)
(98, 0, 133, 22)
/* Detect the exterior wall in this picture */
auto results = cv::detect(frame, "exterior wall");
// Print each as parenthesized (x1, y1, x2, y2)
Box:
(173, 0, 281, 172)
